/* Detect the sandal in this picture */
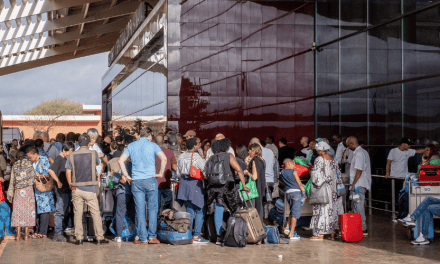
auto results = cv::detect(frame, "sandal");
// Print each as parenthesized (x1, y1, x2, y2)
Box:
(31, 234, 39, 239)
(310, 236, 324, 240)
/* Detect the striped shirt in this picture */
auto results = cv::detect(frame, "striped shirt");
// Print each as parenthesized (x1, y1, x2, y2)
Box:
(177, 151, 206, 177)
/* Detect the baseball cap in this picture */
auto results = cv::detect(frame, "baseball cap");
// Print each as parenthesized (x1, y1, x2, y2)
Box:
(400, 138, 413, 145)
(183, 130, 196, 138)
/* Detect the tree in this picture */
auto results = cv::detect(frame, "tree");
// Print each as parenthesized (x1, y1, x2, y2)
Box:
(24, 99, 83, 139)
(25, 99, 83, 115)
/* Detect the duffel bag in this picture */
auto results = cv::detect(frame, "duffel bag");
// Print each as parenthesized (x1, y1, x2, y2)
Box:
(157, 221, 193, 245)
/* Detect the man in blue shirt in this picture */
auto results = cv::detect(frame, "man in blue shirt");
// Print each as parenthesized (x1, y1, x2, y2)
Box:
(119, 128, 167, 244)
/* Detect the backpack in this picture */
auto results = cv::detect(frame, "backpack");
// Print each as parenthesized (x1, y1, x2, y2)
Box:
(222, 216, 248, 247)
(205, 154, 228, 186)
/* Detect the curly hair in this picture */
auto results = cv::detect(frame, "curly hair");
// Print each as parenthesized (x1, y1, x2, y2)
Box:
(211, 138, 231, 154)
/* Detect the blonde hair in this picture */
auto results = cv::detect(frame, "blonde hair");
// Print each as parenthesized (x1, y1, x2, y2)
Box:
(248, 143, 262, 157)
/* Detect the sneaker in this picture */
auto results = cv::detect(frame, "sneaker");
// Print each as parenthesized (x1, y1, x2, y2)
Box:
(115, 237, 122, 243)
(64, 227, 74, 232)
(53, 234, 67, 242)
(193, 236, 209, 244)
(363, 230, 368, 237)
(283, 228, 290, 236)
(411, 234, 430, 245)
(290, 232, 300, 240)
(399, 214, 412, 223)
(216, 235, 223, 245)
(404, 219, 416, 227)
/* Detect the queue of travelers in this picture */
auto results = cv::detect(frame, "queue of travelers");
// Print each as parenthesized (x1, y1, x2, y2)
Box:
(1, 128, 437, 247)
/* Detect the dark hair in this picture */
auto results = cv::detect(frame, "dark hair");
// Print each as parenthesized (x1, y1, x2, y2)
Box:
(62, 142, 75, 152)
(426, 144, 438, 159)
(202, 140, 211, 149)
(267, 136, 274, 144)
(35, 139, 44, 148)
(236, 144, 248, 160)
(110, 142, 118, 151)
(279, 138, 287, 145)
(259, 140, 266, 147)
(26, 146, 38, 154)
(211, 138, 231, 154)
(56, 133, 66, 143)
(75, 133, 81, 142)
(294, 151, 305, 158)
(12, 139, 18, 142)
(187, 138, 198, 150)
(78, 133, 91, 147)
(140, 128, 153, 138)
(66, 132, 76, 142)
(117, 144, 125, 152)
(115, 136, 123, 142)
(180, 140, 187, 151)
(333, 134, 342, 141)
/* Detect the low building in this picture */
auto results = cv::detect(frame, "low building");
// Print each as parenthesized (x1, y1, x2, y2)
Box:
(2, 105, 102, 140)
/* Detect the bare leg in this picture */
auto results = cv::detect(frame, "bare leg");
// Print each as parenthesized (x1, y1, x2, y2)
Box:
(16, 227, 21, 241)
(24, 227, 29, 241)
(4, 229, 15, 240)
(288, 217, 298, 237)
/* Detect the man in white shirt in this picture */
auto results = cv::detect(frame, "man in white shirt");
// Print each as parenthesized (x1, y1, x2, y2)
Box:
(205, 133, 235, 160)
(300, 137, 313, 164)
(385, 138, 425, 179)
(347, 136, 371, 236)
(333, 134, 345, 164)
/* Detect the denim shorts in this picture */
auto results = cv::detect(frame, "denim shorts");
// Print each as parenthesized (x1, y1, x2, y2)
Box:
(286, 192, 301, 219)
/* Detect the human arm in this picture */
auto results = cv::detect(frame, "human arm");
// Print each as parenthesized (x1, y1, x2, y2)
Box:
(229, 154, 249, 192)
(154, 151, 167, 178)
(48, 157, 55, 164)
(6, 167, 15, 202)
(415, 149, 425, 154)
(48, 169, 62, 189)
(351, 169, 363, 191)
(118, 154, 130, 180)
(66, 169, 72, 188)
(385, 159, 392, 179)
(293, 170, 305, 192)
(251, 160, 258, 181)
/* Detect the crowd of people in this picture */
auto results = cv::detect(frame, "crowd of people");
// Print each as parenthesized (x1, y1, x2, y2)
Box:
(0, 128, 437, 247)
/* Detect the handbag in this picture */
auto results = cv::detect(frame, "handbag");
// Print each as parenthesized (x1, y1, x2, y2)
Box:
(239, 177, 259, 201)
(35, 176, 55, 192)
(190, 152, 204, 181)
(308, 166, 329, 205)
(35, 162, 54, 192)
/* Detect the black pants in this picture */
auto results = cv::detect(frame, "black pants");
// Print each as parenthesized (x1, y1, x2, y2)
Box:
(36, 213, 49, 235)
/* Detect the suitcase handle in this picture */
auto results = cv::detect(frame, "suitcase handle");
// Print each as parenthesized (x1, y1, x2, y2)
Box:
(240, 190, 253, 208)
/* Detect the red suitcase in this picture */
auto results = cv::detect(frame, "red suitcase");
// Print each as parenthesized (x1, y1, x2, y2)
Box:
(419, 165, 440, 186)
(339, 213, 363, 242)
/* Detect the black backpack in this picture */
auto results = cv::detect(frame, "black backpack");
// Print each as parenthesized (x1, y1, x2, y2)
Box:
(222, 216, 248, 247)
(205, 154, 228, 186)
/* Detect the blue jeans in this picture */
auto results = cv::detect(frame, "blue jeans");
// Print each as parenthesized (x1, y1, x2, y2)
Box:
(114, 193, 127, 237)
(132, 178, 158, 241)
(184, 201, 205, 237)
(158, 188, 173, 211)
(214, 203, 224, 235)
(54, 188, 72, 236)
(286, 192, 301, 219)
(411, 196, 440, 238)
(352, 186, 367, 231)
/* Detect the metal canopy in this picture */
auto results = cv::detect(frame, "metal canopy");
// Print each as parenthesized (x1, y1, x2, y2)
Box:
(0, 0, 148, 76)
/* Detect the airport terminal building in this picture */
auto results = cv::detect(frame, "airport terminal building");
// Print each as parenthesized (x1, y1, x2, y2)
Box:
(99, 0, 440, 171)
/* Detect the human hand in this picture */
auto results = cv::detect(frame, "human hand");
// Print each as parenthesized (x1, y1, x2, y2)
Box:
(385, 173, 390, 179)
(154, 174, 163, 178)
(244, 170, 250, 176)
(242, 186, 250, 192)
(57, 181, 63, 189)
(0, 177, 4, 182)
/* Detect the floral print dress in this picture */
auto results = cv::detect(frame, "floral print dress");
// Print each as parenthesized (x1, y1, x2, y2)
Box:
(33, 156, 55, 214)
(309, 156, 339, 236)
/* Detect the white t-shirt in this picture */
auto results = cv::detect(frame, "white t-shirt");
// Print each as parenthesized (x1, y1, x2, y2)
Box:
(350, 146, 372, 190)
(387, 148, 416, 178)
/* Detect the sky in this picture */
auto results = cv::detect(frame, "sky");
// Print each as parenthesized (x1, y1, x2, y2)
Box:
(0, 53, 109, 115)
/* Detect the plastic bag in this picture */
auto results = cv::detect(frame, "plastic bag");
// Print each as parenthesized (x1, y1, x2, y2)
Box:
(294, 158, 309, 168)
(304, 178, 313, 198)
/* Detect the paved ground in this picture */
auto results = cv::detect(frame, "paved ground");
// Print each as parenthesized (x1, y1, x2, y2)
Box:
(0, 215, 439, 264)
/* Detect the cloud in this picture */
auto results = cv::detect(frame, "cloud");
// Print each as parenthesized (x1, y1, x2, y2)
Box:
(0, 53, 109, 114)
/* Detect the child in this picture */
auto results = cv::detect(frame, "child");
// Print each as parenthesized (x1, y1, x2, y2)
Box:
(280, 159, 305, 240)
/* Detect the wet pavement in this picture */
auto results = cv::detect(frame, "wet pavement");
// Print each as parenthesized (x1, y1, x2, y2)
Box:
(0, 215, 439, 264)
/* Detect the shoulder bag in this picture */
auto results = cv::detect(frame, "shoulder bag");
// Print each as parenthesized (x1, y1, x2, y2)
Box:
(308, 162, 330, 205)
(190, 152, 204, 181)
(35, 162, 54, 192)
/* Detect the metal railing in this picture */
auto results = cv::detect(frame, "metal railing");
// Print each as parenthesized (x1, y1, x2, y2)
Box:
(369, 174, 405, 220)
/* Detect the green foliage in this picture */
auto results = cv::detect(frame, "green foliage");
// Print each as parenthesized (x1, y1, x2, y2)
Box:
(24, 99, 83, 115)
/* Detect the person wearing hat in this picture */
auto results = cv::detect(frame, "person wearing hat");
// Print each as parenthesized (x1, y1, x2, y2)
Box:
(385, 138, 425, 179)
(309, 141, 340, 240)
(183, 130, 196, 140)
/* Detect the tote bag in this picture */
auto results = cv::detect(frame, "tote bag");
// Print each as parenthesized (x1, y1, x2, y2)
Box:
(239, 178, 259, 201)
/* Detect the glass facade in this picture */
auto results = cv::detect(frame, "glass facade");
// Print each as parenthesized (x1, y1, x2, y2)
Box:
(103, 0, 440, 163)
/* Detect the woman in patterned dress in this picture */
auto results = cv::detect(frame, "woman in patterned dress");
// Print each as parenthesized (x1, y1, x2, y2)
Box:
(309, 141, 340, 240)
(7, 149, 37, 241)
(25, 147, 55, 239)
